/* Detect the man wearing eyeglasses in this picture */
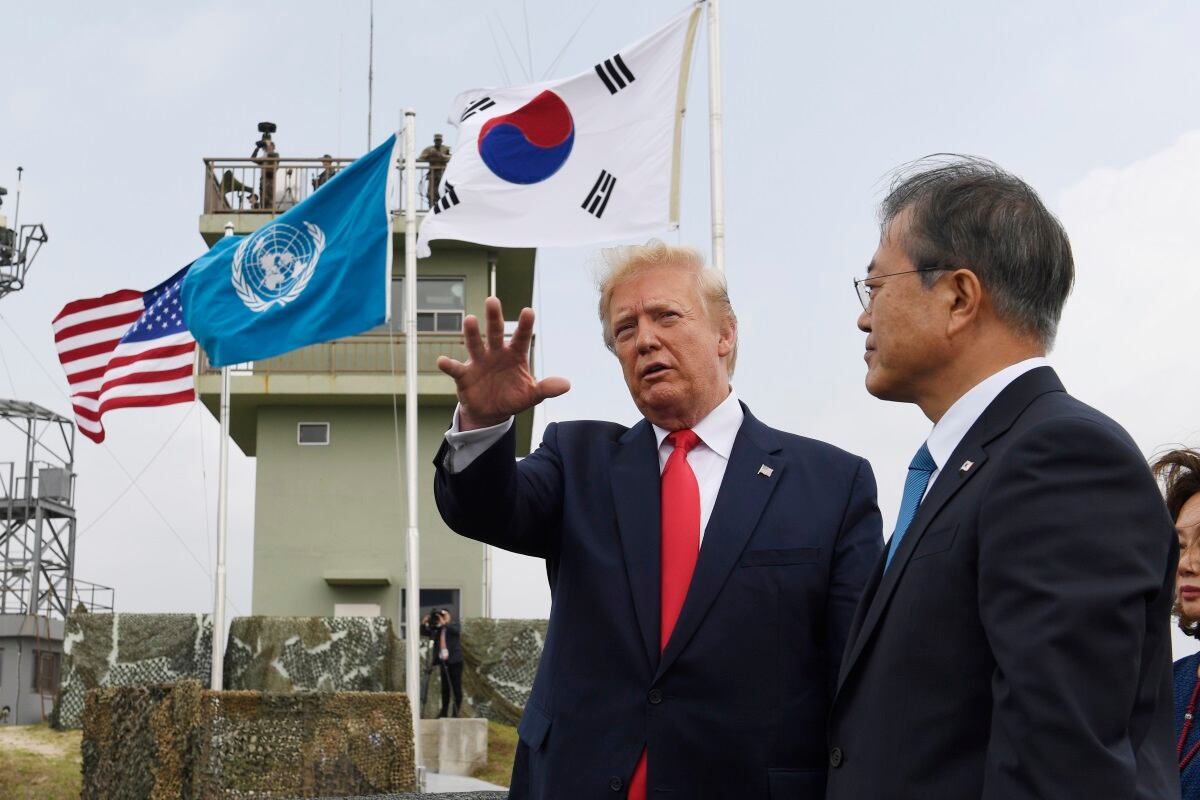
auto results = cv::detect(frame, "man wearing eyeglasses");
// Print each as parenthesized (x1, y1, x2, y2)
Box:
(826, 156, 1178, 799)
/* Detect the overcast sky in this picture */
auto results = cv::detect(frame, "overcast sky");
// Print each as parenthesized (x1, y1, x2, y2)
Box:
(2, 1, 1198, 655)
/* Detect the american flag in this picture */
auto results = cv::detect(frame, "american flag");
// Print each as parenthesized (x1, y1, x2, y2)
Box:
(52, 266, 196, 443)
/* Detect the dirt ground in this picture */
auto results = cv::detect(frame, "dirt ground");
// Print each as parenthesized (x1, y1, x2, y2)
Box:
(0, 724, 82, 800)
(0, 725, 77, 759)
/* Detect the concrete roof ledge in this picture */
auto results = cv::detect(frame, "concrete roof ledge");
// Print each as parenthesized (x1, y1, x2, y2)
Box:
(322, 571, 392, 587)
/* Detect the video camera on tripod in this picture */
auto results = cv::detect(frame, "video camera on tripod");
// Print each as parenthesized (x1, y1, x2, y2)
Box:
(251, 121, 277, 157)
(425, 608, 449, 630)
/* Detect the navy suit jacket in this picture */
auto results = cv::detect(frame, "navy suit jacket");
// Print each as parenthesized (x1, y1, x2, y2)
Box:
(826, 368, 1179, 800)
(433, 404, 882, 800)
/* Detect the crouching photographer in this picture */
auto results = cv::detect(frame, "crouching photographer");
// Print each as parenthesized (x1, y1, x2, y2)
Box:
(420, 608, 463, 718)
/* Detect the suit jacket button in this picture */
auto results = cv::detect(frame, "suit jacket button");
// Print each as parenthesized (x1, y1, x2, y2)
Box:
(609, 776, 623, 791)
(829, 746, 844, 768)
(648, 688, 663, 705)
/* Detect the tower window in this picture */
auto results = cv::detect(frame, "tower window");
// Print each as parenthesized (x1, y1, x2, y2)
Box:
(374, 277, 465, 333)
(297, 422, 330, 445)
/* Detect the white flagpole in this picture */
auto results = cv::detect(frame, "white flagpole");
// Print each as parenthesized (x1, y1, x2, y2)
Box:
(706, 0, 726, 273)
(211, 221, 235, 691)
(402, 109, 423, 776)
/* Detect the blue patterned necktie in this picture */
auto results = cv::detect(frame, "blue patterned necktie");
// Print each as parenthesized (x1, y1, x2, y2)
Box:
(884, 442, 938, 569)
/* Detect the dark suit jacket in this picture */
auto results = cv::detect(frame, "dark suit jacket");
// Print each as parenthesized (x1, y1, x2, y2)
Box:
(434, 404, 882, 800)
(826, 367, 1179, 800)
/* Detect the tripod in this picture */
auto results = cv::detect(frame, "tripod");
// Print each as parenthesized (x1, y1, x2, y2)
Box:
(418, 639, 459, 717)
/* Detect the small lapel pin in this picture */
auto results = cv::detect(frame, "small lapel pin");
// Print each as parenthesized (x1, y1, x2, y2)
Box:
(960, 460, 974, 473)
(757, 464, 774, 478)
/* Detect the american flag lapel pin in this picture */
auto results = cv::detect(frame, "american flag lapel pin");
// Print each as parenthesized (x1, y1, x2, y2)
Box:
(960, 460, 974, 473)
(758, 464, 774, 478)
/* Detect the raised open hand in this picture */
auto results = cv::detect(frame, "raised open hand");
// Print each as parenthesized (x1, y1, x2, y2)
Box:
(436, 297, 570, 430)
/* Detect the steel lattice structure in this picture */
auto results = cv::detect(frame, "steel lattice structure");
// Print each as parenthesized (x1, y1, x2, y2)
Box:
(0, 175, 48, 302)
(0, 400, 110, 618)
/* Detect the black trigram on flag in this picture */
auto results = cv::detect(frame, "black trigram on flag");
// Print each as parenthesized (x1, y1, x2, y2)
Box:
(594, 54, 636, 95)
(460, 96, 496, 122)
(433, 182, 460, 214)
(582, 171, 617, 219)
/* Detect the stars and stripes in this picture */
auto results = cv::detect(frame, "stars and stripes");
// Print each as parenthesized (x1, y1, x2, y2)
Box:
(52, 266, 196, 443)
(582, 170, 617, 219)
(594, 53, 636, 95)
(460, 96, 496, 122)
(432, 182, 460, 214)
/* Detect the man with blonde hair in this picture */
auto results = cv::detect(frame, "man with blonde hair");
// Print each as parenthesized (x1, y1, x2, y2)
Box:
(434, 240, 882, 799)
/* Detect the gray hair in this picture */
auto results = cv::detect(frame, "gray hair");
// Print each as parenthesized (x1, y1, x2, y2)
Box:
(596, 239, 738, 375)
(880, 155, 1074, 347)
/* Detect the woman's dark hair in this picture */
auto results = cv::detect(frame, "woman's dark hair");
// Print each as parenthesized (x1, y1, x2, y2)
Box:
(1153, 448, 1200, 637)
(1154, 448, 1200, 521)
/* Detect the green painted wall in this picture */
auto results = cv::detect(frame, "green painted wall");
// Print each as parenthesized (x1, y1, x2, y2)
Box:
(197, 223, 537, 623)
(246, 245, 515, 621)
(250, 401, 483, 619)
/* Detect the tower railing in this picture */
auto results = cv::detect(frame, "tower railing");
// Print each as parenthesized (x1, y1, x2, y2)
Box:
(195, 332, 470, 376)
(202, 158, 433, 215)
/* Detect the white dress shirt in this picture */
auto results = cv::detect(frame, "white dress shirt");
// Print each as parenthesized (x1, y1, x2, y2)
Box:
(442, 389, 745, 546)
(922, 356, 1050, 498)
(650, 389, 743, 545)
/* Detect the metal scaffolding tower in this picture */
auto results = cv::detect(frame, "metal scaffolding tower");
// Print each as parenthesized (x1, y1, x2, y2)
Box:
(0, 400, 111, 618)
(0, 169, 48, 302)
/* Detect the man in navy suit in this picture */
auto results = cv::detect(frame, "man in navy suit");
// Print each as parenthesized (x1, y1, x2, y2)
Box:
(433, 241, 882, 799)
(826, 156, 1178, 799)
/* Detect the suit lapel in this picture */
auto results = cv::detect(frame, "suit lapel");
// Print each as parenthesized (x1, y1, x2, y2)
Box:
(656, 408, 783, 681)
(841, 549, 887, 670)
(611, 420, 663, 671)
(836, 442, 988, 691)
(835, 367, 1067, 695)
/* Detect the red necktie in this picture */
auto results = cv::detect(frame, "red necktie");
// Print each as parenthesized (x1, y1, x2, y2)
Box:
(629, 429, 702, 800)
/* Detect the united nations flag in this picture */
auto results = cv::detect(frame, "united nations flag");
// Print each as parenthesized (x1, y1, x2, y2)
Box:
(182, 134, 399, 368)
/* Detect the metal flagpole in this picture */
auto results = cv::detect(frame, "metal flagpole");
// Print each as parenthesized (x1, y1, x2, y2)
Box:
(706, 0, 726, 273)
(402, 109, 423, 778)
(367, 0, 375, 149)
(211, 221, 235, 690)
(483, 255, 498, 619)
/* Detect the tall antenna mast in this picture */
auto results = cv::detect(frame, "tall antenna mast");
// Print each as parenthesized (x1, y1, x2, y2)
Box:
(13, 166, 22, 234)
(367, 0, 375, 149)
(337, 33, 344, 156)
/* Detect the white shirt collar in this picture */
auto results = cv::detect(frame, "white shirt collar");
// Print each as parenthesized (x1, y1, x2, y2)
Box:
(925, 357, 1050, 472)
(652, 387, 743, 460)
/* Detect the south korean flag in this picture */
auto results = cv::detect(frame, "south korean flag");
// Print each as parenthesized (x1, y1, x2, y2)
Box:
(416, 5, 703, 258)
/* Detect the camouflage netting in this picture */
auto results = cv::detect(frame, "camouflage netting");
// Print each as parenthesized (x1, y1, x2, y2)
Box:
(307, 794, 506, 800)
(82, 682, 417, 799)
(58, 613, 545, 732)
(226, 616, 394, 693)
(445, 619, 547, 726)
(54, 612, 212, 729)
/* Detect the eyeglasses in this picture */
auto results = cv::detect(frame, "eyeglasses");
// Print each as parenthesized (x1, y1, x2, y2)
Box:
(853, 268, 953, 311)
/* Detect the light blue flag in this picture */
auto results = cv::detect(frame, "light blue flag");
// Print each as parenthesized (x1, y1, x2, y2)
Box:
(182, 134, 399, 367)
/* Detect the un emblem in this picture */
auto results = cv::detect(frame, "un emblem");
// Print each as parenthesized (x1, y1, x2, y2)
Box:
(231, 221, 326, 313)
